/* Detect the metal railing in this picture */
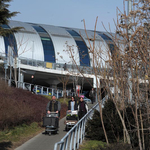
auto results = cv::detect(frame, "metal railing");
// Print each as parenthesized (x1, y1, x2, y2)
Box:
(19, 81, 72, 98)
(2, 78, 72, 98)
(0, 52, 94, 75)
(54, 101, 100, 150)
(19, 57, 94, 75)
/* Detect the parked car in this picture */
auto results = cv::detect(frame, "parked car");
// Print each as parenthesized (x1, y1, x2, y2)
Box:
(79, 94, 92, 104)
(83, 96, 92, 104)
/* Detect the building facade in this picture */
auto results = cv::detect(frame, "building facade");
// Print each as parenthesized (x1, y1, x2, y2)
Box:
(0, 20, 117, 91)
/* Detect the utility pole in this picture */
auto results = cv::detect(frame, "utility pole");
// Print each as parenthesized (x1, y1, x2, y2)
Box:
(127, 0, 133, 103)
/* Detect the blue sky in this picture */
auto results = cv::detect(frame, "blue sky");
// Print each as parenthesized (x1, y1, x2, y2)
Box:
(9, 0, 125, 32)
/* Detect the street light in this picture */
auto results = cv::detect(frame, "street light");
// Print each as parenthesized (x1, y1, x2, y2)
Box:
(127, 0, 133, 102)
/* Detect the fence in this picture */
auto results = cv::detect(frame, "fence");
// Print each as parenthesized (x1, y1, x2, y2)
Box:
(54, 100, 101, 150)
(1, 78, 72, 99)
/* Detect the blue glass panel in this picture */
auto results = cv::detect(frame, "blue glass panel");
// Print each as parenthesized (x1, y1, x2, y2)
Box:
(1, 24, 18, 56)
(66, 30, 80, 37)
(41, 38, 55, 62)
(1, 24, 9, 29)
(3, 36, 9, 56)
(32, 25, 47, 33)
(65, 29, 90, 66)
(108, 44, 114, 53)
(97, 32, 112, 41)
(76, 40, 90, 66)
(32, 25, 55, 63)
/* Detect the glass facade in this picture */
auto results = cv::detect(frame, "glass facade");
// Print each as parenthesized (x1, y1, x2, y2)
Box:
(97, 32, 115, 53)
(66, 29, 90, 67)
(97, 32, 113, 41)
(1, 24, 18, 57)
(108, 44, 115, 53)
(32, 25, 55, 63)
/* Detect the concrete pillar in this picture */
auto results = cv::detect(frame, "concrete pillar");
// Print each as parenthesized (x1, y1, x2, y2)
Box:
(93, 76, 96, 88)
(20, 73, 24, 88)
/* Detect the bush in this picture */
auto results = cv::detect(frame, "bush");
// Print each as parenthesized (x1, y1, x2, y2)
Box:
(97, 143, 133, 150)
(80, 141, 134, 150)
(85, 98, 147, 149)
(85, 109, 105, 141)
(86, 99, 123, 143)
(0, 80, 67, 130)
(79, 140, 106, 150)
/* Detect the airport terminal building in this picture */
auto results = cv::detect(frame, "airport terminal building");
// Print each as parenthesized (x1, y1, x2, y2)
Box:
(0, 20, 117, 94)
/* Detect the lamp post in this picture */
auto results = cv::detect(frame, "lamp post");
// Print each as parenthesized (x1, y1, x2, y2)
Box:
(126, 0, 133, 103)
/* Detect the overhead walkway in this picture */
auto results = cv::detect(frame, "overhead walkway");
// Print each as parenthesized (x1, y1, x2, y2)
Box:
(0, 53, 96, 91)
(0, 52, 95, 78)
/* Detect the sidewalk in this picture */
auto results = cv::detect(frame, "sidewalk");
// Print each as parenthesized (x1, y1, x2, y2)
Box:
(15, 117, 67, 150)
(15, 103, 95, 150)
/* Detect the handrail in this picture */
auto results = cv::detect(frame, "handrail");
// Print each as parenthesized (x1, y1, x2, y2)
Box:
(0, 52, 94, 74)
(54, 100, 101, 150)
(1, 78, 72, 98)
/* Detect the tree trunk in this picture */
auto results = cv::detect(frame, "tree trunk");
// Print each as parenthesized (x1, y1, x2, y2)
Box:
(115, 101, 131, 144)
(63, 82, 66, 102)
(98, 92, 109, 145)
(140, 110, 145, 150)
(136, 79, 143, 150)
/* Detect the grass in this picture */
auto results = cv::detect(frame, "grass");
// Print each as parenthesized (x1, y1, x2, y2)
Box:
(0, 122, 44, 150)
(0, 122, 41, 142)
(79, 140, 106, 150)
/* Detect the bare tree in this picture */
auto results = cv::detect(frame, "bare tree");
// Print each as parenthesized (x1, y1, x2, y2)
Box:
(57, 73, 70, 102)
(63, 0, 150, 149)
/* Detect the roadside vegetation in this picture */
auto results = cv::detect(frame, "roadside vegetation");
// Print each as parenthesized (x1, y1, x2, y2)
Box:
(0, 79, 68, 149)
(79, 140, 106, 150)
(66, 0, 150, 150)
(80, 98, 144, 150)
(80, 141, 133, 150)
(84, 99, 149, 149)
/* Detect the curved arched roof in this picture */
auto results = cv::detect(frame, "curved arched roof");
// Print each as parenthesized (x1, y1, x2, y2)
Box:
(0, 20, 117, 67)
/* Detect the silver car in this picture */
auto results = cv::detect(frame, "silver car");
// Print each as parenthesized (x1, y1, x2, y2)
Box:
(83, 96, 92, 104)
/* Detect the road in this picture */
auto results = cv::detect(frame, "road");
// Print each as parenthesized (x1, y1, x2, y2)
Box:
(15, 103, 94, 150)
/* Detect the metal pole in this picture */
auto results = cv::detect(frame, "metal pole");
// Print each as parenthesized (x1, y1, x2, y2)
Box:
(10, 64, 11, 86)
(128, 0, 132, 16)
(5, 67, 7, 82)
(127, 0, 133, 102)
(32, 41, 34, 66)
(4, 57, 7, 82)
(18, 59, 20, 88)
(9, 51, 11, 86)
